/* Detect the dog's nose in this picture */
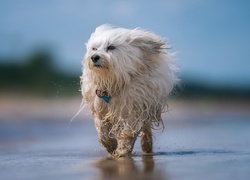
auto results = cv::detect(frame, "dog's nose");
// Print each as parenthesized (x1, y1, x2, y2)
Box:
(91, 54, 100, 63)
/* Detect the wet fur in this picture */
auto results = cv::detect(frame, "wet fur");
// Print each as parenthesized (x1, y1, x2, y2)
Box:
(81, 24, 178, 158)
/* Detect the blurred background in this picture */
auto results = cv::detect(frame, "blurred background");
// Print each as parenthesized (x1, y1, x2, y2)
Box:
(1, 0, 250, 98)
(1, 1, 250, 179)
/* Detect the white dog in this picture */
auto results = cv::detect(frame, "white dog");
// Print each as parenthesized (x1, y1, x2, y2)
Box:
(81, 24, 178, 158)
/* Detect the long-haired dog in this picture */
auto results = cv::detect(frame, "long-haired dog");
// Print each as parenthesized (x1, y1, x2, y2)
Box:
(81, 24, 178, 158)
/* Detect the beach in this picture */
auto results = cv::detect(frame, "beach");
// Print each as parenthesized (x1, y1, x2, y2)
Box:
(1, 97, 250, 180)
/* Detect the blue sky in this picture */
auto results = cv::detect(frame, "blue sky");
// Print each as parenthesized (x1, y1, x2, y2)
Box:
(1, 0, 250, 87)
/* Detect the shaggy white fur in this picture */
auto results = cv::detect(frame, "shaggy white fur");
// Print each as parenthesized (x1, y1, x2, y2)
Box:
(81, 24, 178, 157)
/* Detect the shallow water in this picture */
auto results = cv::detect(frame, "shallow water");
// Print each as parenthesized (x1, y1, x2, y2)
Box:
(1, 112, 250, 180)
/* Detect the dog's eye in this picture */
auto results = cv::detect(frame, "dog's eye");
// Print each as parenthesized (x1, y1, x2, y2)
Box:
(92, 47, 97, 51)
(106, 45, 116, 51)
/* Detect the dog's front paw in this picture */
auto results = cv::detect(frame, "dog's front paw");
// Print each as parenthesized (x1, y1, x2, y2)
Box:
(113, 148, 132, 158)
(112, 137, 135, 158)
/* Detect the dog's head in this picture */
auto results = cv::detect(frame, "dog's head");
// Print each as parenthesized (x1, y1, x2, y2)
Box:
(84, 24, 170, 77)
(82, 24, 174, 94)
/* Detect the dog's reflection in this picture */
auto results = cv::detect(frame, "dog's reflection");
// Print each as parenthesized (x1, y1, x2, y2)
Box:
(94, 155, 164, 180)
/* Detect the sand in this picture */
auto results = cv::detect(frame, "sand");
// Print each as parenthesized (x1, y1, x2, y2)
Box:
(1, 98, 250, 180)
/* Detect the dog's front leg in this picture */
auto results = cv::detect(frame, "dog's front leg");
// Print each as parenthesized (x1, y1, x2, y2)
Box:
(114, 129, 137, 158)
(94, 117, 117, 154)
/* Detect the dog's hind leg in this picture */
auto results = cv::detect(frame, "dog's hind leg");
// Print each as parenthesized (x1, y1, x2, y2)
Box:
(140, 123, 153, 153)
(94, 118, 117, 154)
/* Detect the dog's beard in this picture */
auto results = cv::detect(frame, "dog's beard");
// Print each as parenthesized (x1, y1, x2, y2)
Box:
(86, 50, 137, 95)
(86, 60, 121, 96)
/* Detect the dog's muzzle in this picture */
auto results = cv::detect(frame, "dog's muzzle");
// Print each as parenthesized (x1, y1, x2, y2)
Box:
(91, 54, 103, 68)
(91, 54, 100, 63)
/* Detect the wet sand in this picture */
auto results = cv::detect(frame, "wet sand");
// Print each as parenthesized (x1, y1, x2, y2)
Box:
(1, 98, 250, 180)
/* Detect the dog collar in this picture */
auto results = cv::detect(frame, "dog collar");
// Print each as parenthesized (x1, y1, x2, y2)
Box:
(96, 89, 110, 103)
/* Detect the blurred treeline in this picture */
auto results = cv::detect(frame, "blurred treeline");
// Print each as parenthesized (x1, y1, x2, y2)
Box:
(0, 49, 249, 99)
(0, 50, 81, 97)
(176, 79, 250, 100)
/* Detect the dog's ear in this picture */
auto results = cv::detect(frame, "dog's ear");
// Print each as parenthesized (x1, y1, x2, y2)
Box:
(130, 34, 171, 55)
